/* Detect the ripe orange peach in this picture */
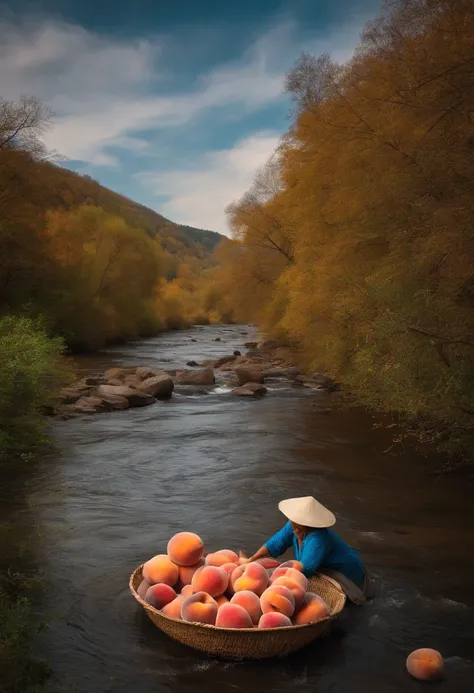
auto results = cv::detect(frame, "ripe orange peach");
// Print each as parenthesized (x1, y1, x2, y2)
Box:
(270, 566, 308, 591)
(137, 579, 151, 599)
(216, 603, 253, 629)
(161, 595, 185, 619)
(272, 576, 306, 609)
(178, 559, 204, 586)
(216, 594, 229, 607)
(167, 532, 204, 567)
(205, 549, 239, 567)
(233, 562, 269, 596)
(180, 584, 194, 597)
(181, 591, 218, 625)
(191, 565, 228, 597)
(406, 649, 444, 681)
(260, 584, 295, 618)
(256, 557, 281, 569)
(258, 612, 292, 628)
(292, 593, 329, 625)
(279, 560, 303, 572)
(144, 583, 177, 610)
(143, 555, 179, 586)
(221, 562, 239, 578)
(230, 591, 262, 625)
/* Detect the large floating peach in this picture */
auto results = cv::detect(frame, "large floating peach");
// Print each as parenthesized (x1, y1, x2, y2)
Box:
(162, 595, 184, 619)
(270, 566, 308, 591)
(279, 560, 303, 572)
(137, 579, 151, 599)
(233, 562, 268, 596)
(272, 576, 306, 609)
(258, 612, 292, 628)
(167, 532, 204, 567)
(178, 559, 204, 586)
(216, 603, 253, 629)
(143, 555, 179, 586)
(216, 594, 229, 607)
(256, 557, 281, 569)
(406, 649, 444, 681)
(230, 591, 262, 625)
(292, 593, 329, 625)
(181, 584, 193, 597)
(260, 584, 295, 618)
(191, 565, 228, 597)
(205, 550, 239, 567)
(181, 591, 218, 625)
(144, 583, 177, 610)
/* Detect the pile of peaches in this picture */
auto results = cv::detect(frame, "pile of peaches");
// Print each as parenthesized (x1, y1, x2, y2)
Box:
(137, 531, 330, 629)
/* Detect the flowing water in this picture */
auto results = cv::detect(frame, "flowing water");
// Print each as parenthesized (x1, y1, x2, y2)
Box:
(11, 325, 474, 691)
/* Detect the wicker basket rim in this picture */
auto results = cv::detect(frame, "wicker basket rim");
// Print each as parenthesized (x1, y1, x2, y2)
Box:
(129, 563, 345, 633)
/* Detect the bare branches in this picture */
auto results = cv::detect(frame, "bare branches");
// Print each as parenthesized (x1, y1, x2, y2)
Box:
(0, 96, 52, 159)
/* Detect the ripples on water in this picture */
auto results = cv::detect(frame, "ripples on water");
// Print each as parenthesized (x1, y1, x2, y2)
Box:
(21, 325, 474, 692)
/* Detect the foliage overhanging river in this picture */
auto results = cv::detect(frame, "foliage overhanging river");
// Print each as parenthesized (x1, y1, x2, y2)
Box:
(13, 325, 474, 691)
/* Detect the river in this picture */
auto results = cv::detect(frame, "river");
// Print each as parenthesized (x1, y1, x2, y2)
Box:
(22, 325, 474, 691)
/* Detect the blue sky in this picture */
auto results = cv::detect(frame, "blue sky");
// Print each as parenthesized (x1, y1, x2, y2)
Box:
(1, 0, 382, 234)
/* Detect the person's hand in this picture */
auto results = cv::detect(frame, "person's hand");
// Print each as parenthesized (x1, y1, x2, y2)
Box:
(238, 551, 252, 565)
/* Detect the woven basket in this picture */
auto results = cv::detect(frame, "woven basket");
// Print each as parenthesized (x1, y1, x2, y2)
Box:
(129, 564, 346, 659)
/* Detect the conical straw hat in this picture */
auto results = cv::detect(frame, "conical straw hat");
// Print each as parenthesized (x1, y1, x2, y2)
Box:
(278, 496, 336, 528)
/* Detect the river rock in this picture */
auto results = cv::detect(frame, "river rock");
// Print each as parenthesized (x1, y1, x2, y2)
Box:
(136, 366, 157, 381)
(213, 337, 221, 341)
(232, 383, 267, 397)
(235, 366, 265, 386)
(175, 368, 215, 386)
(123, 374, 140, 387)
(97, 384, 155, 407)
(186, 360, 199, 367)
(213, 355, 236, 368)
(244, 342, 258, 349)
(106, 378, 123, 386)
(77, 376, 102, 387)
(100, 394, 130, 410)
(233, 350, 242, 356)
(73, 396, 106, 413)
(59, 386, 92, 404)
(136, 374, 174, 399)
(298, 373, 336, 390)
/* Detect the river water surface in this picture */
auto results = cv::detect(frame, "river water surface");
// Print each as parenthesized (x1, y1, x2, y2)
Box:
(24, 325, 474, 692)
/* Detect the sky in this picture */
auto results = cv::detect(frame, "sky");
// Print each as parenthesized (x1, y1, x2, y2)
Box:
(0, 0, 382, 235)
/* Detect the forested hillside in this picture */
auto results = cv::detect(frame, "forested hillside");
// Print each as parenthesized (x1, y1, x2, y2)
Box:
(0, 96, 226, 350)
(219, 0, 474, 462)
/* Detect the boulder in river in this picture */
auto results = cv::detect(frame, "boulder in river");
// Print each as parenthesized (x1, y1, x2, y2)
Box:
(73, 396, 106, 413)
(104, 366, 137, 380)
(59, 386, 92, 404)
(136, 374, 174, 399)
(212, 355, 236, 368)
(186, 360, 199, 367)
(136, 366, 157, 381)
(106, 378, 123, 386)
(99, 394, 130, 410)
(97, 384, 155, 407)
(175, 368, 215, 386)
(232, 383, 267, 397)
(235, 366, 265, 386)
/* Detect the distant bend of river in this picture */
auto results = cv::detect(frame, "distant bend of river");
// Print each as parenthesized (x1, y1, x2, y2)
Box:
(14, 325, 474, 691)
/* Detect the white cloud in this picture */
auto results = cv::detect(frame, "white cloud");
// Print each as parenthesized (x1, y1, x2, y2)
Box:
(137, 131, 281, 235)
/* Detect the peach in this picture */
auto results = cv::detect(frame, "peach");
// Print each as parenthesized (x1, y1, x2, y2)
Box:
(216, 595, 229, 607)
(215, 603, 253, 629)
(161, 595, 185, 619)
(279, 560, 303, 572)
(292, 593, 329, 625)
(406, 649, 444, 681)
(221, 562, 239, 577)
(272, 576, 306, 609)
(181, 591, 218, 625)
(258, 612, 292, 628)
(191, 565, 228, 597)
(178, 559, 204, 586)
(137, 579, 151, 599)
(256, 557, 281, 569)
(181, 584, 194, 597)
(260, 584, 295, 618)
(167, 532, 204, 566)
(233, 562, 269, 596)
(270, 567, 308, 591)
(143, 554, 179, 586)
(230, 591, 262, 625)
(144, 583, 177, 610)
(205, 549, 239, 567)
